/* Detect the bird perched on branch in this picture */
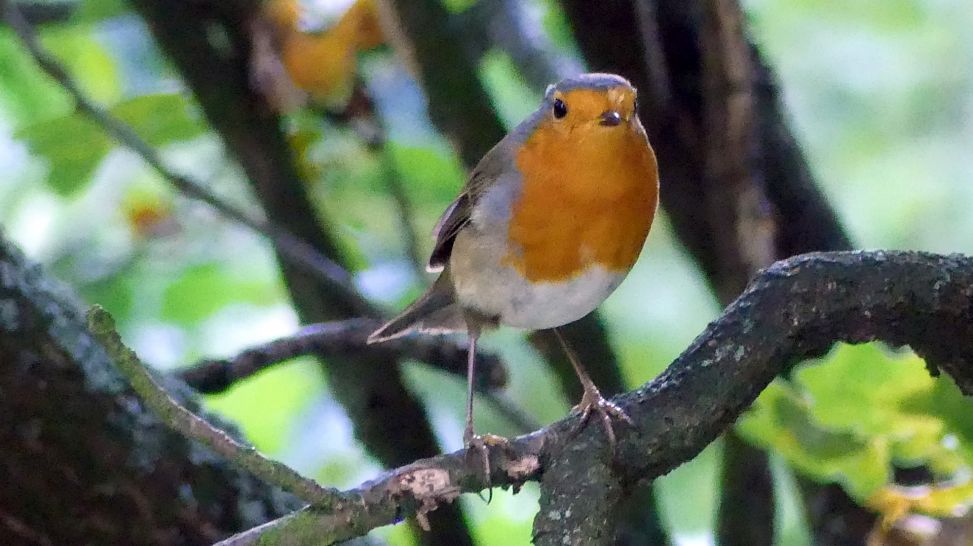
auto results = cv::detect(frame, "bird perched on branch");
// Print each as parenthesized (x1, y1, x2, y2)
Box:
(369, 73, 659, 468)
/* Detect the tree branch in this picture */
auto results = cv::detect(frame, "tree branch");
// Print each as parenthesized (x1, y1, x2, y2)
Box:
(0, 231, 296, 544)
(218, 250, 973, 545)
(177, 318, 507, 394)
(86, 305, 340, 507)
(176, 318, 540, 432)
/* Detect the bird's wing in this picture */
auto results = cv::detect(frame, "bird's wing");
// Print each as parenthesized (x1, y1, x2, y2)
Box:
(427, 140, 508, 272)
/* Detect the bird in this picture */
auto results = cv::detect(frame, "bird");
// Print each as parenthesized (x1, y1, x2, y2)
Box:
(257, 0, 384, 110)
(368, 72, 659, 467)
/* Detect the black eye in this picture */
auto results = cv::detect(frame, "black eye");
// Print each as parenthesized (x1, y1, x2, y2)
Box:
(553, 98, 568, 119)
(633, 98, 639, 116)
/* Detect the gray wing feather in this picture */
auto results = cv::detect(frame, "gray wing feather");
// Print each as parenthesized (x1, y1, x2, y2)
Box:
(427, 139, 510, 271)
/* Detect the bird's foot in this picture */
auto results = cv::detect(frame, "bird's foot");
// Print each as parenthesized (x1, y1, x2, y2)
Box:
(572, 385, 633, 449)
(464, 430, 509, 503)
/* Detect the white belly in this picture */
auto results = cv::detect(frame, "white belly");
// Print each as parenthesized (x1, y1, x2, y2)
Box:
(494, 264, 625, 329)
(450, 227, 626, 329)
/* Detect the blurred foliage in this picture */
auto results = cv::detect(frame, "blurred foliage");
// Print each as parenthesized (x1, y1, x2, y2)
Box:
(739, 345, 973, 502)
(0, 0, 971, 545)
(19, 93, 203, 194)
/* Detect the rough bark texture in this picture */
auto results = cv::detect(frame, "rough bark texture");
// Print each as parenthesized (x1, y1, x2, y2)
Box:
(531, 250, 973, 544)
(222, 250, 973, 545)
(126, 1, 473, 544)
(0, 232, 296, 545)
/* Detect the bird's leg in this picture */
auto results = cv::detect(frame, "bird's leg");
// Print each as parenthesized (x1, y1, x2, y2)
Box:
(463, 329, 478, 447)
(463, 328, 507, 499)
(553, 327, 633, 448)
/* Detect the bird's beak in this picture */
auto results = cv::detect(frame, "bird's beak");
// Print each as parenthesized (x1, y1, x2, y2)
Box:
(599, 110, 622, 126)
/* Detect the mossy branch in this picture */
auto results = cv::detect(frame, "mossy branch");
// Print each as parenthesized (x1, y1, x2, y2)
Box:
(86, 305, 342, 508)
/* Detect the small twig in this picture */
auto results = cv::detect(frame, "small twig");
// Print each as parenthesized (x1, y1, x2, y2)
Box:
(177, 318, 508, 393)
(85, 305, 343, 508)
(216, 432, 544, 546)
(174, 317, 540, 432)
(2, 1, 375, 317)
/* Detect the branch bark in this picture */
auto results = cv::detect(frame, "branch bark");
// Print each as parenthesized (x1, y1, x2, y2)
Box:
(221, 249, 973, 545)
(87, 306, 339, 507)
(0, 232, 296, 544)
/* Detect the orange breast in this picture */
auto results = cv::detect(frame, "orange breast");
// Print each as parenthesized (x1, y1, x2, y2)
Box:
(506, 121, 659, 282)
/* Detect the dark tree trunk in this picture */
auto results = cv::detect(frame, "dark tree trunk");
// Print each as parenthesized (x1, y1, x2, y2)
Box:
(0, 233, 296, 545)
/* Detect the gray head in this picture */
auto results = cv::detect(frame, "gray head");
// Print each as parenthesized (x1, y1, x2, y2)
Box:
(507, 73, 640, 144)
(543, 73, 635, 99)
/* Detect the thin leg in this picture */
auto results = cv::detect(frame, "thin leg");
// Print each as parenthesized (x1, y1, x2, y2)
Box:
(463, 330, 478, 446)
(553, 327, 633, 448)
(462, 327, 507, 500)
(464, 328, 492, 498)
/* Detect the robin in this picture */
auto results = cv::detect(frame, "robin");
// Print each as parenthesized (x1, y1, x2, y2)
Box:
(369, 73, 659, 461)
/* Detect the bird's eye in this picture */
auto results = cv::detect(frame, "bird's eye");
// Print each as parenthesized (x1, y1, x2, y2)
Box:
(633, 98, 639, 116)
(553, 98, 568, 119)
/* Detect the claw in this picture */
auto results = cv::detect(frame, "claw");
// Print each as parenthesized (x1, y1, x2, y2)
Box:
(464, 433, 509, 503)
(572, 386, 632, 450)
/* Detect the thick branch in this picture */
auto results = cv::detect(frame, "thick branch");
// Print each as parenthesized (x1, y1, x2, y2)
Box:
(0, 232, 296, 544)
(87, 306, 338, 507)
(225, 250, 973, 544)
(536, 250, 973, 543)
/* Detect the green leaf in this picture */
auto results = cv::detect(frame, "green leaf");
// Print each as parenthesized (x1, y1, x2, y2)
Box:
(161, 262, 279, 325)
(112, 93, 204, 146)
(740, 344, 973, 503)
(42, 25, 122, 104)
(387, 143, 465, 204)
(17, 93, 204, 196)
(539, 0, 579, 52)
(738, 381, 890, 499)
(0, 29, 72, 124)
(479, 50, 539, 129)
(17, 113, 112, 195)
(442, 0, 477, 13)
(796, 345, 956, 467)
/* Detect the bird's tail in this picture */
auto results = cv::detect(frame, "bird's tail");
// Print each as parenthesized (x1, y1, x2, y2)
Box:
(367, 271, 466, 343)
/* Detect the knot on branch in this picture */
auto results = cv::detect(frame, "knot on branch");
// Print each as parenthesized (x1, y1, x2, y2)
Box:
(391, 467, 461, 531)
